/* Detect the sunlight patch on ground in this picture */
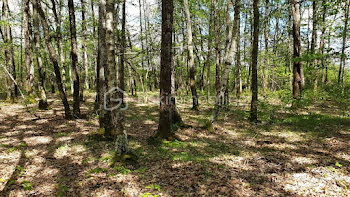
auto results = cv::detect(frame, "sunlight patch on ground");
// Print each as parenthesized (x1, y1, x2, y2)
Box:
(285, 167, 350, 196)
(0, 138, 20, 146)
(23, 136, 52, 146)
(24, 149, 47, 158)
(54, 144, 87, 159)
(1, 131, 21, 138)
(335, 152, 350, 161)
(291, 156, 318, 165)
(56, 136, 73, 143)
(0, 150, 21, 191)
(266, 143, 298, 151)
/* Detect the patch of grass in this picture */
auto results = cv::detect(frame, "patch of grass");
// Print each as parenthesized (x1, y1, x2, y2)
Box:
(57, 183, 68, 197)
(21, 181, 32, 190)
(8, 146, 16, 153)
(17, 165, 25, 176)
(140, 193, 158, 197)
(145, 184, 161, 192)
(135, 167, 147, 173)
(100, 155, 111, 163)
(54, 132, 68, 138)
(113, 166, 131, 175)
(89, 167, 107, 174)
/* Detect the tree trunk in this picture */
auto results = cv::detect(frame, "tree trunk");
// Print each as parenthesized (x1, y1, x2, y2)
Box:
(184, 0, 198, 110)
(206, 0, 214, 100)
(97, 0, 108, 129)
(157, 0, 175, 139)
(213, 0, 220, 94)
(213, 0, 240, 121)
(291, 0, 304, 99)
(318, 0, 326, 88)
(80, 0, 89, 102)
(235, 0, 242, 98)
(249, 0, 259, 122)
(68, 0, 81, 117)
(23, 0, 34, 97)
(33, 0, 48, 109)
(35, 0, 72, 119)
(311, 0, 318, 89)
(105, 0, 128, 157)
(338, 0, 350, 87)
(262, 0, 269, 91)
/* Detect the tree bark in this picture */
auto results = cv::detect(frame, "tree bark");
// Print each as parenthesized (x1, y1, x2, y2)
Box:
(262, 0, 269, 91)
(35, 0, 72, 118)
(291, 0, 304, 99)
(33, 0, 48, 109)
(213, 0, 220, 94)
(68, 0, 81, 117)
(23, 0, 34, 97)
(105, 0, 128, 156)
(81, 0, 89, 101)
(235, 0, 242, 98)
(249, 0, 259, 122)
(311, 0, 318, 89)
(184, 0, 198, 110)
(157, 0, 175, 139)
(338, 0, 350, 87)
(97, 0, 108, 129)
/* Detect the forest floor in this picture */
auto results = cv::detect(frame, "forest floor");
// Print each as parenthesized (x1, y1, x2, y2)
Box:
(0, 92, 350, 197)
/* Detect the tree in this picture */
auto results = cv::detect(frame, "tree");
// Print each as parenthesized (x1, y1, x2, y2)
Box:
(184, 0, 198, 110)
(235, 0, 242, 98)
(97, 0, 107, 129)
(338, 0, 350, 87)
(2, 0, 17, 102)
(249, 0, 259, 122)
(23, 0, 34, 97)
(35, 0, 72, 119)
(291, 0, 304, 99)
(214, 0, 240, 121)
(105, 0, 128, 157)
(33, 0, 48, 109)
(262, 0, 269, 90)
(157, 0, 175, 139)
(81, 0, 89, 101)
(213, 0, 220, 94)
(68, 0, 81, 117)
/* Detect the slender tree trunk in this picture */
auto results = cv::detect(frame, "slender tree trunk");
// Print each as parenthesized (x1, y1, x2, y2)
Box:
(291, 0, 304, 99)
(213, 0, 220, 93)
(235, 0, 242, 98)
(33, 0, 48, 109)
(97, 0, 107, 129)
(262, 0, 269, 91)
(139, 0, 146, 96)
(311, 0, 318, 89)
(80, 0, 89, 101)
(318, 0, 326, 88)
(90, 0, 97, 89)
(51, 0, 66, 92)
(23, 0, 34, 97)
(68, 0, 81, 117)
(105, 0, 128, 156)
(338, 0, 350, 87)
(120, 0, 126, 102)
(35, 0, 72, 119)
(213, 0, 240, 121)
(184, 0, 198, 110)
(249, 0, 259, 122)
(206, 0, 214, 99)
